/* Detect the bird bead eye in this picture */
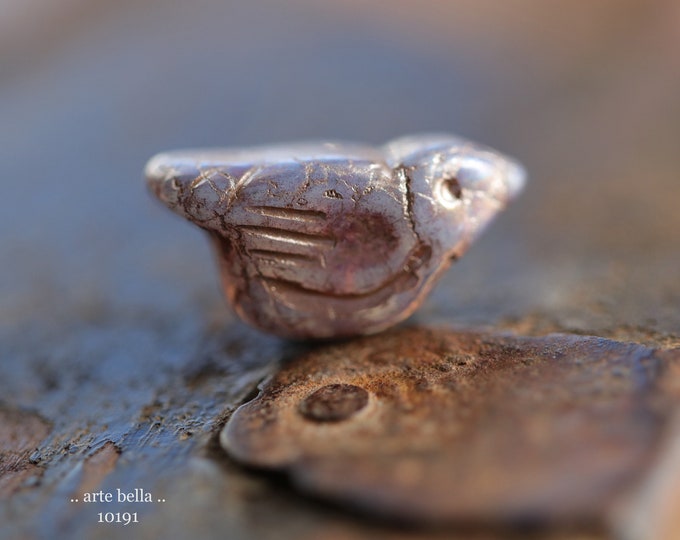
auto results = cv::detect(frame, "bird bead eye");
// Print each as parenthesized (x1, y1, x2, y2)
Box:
(437, 175, 464, 207)
(436, 158, 497, 208)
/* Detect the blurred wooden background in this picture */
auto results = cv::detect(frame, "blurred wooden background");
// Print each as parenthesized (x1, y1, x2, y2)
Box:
(1, 1, 679, 539)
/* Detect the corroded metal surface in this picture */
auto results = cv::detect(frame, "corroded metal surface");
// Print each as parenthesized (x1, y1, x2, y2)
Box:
(222, 328, 680, 525)
(145, 135, 525, 339)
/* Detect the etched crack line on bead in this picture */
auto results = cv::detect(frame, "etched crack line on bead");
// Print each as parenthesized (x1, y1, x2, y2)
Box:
(245, 206, 327, 223)
(227, 164, 266, 206)
(396, 164, 424, 246)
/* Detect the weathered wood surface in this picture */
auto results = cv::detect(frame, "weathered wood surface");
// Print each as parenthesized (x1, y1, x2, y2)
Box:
(1, 1, 679, 539)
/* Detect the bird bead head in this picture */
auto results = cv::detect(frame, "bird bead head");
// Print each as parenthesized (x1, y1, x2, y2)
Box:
(385, 134, 526, 264)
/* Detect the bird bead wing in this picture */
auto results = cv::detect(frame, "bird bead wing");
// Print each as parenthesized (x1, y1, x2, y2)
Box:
(225, 151, 419, 298)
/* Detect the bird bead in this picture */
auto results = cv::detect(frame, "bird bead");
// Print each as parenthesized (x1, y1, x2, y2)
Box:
(145, 133, 526, 339)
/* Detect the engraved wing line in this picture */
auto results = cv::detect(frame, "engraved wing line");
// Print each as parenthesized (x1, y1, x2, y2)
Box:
(235, 205, 334, 274)
(258, 242, 430, 315)
(245, 205, 326, 223)
(235, 204, 428, 311)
